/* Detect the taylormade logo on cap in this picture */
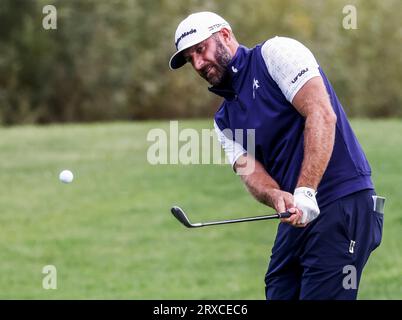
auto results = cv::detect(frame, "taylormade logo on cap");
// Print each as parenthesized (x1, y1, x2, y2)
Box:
(175, 28, 197, 49)
(169, 11, 231, 70)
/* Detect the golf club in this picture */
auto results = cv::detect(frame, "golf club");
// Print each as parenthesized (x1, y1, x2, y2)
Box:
(171, 206, 292, 228)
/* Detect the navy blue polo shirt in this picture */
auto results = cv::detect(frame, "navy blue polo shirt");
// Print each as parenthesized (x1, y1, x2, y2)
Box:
(212, 37, 373, 207)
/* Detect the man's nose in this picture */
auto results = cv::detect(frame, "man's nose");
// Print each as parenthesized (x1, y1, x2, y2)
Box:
(193, 56, 204, 71)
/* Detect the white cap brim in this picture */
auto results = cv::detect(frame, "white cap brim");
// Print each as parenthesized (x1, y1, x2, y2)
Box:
(169, 33, 212, 70)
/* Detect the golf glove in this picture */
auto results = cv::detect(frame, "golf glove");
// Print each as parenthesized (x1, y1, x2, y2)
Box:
(293, 187, 320, 224)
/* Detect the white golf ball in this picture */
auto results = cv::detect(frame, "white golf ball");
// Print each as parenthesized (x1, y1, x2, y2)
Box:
(59, 170, 74, 183)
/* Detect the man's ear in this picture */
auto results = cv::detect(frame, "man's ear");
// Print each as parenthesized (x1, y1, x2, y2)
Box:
(219, 28, 232, 44)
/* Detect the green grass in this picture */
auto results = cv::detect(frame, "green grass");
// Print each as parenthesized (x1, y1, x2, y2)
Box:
(0, 119, 400, 299)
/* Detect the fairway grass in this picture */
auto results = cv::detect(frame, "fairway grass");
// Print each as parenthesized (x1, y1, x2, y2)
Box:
(0, 119, 400, 299)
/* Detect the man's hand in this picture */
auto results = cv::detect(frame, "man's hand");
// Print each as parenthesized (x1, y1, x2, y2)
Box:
(267, 188, 306, 228)
(293, 187, 320, 224)
(236, 155, 307, 228)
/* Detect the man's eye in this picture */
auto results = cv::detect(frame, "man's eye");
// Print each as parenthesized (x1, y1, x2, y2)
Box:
(196, 46, 204, 54)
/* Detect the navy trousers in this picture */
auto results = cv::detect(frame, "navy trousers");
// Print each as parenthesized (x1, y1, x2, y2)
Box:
(265, 189, 384, 300)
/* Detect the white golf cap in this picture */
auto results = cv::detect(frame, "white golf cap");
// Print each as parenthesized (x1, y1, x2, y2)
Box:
(169, 12, 232, 70)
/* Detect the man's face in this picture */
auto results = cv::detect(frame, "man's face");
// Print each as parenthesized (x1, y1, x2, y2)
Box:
(183, 33, 232, 86)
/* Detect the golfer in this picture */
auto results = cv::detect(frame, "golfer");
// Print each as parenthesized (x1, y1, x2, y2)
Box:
(169, 11, 384, 300)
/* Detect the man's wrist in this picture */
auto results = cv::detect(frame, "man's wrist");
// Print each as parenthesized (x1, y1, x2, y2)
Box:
(265, 187, 281, 208)
(294, 186, 317, 196)
(296, 182, 317, 190)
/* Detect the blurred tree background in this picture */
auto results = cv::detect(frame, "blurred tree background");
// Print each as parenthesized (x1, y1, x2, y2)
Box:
(0, 0, 401, 125)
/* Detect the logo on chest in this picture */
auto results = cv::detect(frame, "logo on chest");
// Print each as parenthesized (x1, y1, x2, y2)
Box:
(252, 78, 260, 99)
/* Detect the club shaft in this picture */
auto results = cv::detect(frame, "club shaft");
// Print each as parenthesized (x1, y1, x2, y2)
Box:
(171, 206, 292, 228)
(198, 212, 289, 227)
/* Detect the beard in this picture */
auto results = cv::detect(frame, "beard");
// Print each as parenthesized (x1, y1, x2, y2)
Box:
(199, 37, 232, 86)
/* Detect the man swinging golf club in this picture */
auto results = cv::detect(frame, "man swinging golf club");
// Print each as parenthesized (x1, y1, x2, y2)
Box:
(169, 11, 384, 300)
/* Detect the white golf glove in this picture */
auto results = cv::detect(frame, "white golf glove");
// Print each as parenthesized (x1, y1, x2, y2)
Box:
(293, 187, 320, 224)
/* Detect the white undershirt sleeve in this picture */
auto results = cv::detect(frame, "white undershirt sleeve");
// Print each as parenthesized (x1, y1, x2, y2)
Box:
(261, 36, 321, 103)
(214, 121, 246, 168)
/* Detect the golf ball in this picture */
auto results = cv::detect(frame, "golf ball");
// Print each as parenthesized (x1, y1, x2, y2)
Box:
(59, 170, 74, 183)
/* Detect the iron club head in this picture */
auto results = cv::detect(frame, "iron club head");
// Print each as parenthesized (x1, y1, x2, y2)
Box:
(171, 206, 202, 228)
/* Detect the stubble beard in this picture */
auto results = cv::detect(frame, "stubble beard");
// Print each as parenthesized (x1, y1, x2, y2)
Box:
(201, 37, 232, 86)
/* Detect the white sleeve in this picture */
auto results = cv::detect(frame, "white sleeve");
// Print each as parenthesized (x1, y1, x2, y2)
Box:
(261, 36, 321, 103)
(214, 121, 246, 168)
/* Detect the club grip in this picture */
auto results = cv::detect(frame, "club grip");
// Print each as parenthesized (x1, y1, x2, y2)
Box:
(278, 211, 292, 219)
